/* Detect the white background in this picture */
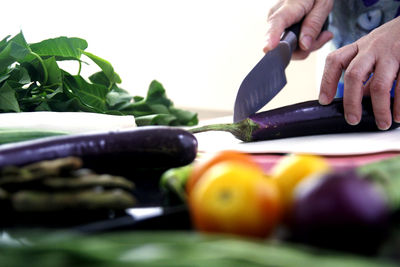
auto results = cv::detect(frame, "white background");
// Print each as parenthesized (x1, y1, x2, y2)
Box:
(0, 0, 324, 117)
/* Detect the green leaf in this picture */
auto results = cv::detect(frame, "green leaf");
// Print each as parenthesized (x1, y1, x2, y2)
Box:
(106, 88, 133, 107)
(116, 101, 153, 117)
(14, 82, 37, 107)
(170, 107, 199, 126)
(42, 57, 62, 86)
(135, 114, 177, 126)
(0, 67, 13, 84)
(0, 33, 198, 127)
(20, 60, 43, 82)
(34, 101, 52, 111)
(89, 71, 110, 86)
(0, 82, 20, 112)
(135, 110, 198, 126)
(0, 39, 30, 72)
(9, 31, 38, 64)
(0, 231, 394, 267)
(29, 36, 88, 61)
(0, 35, 11, 51)
(111, 80, 199, 126)
(104, 110, 124, 115)
(63, 72, 108, 112)
(146, 80, 173, 107)
(133, 96, 144, 102)
(82, 51, 121, 85)
(149, 103, 170, 114)
(47, 95, 82, 112)
(9, 31, 30, 49)
(8, 65, 31, 84)
(0, 73, 10, 84)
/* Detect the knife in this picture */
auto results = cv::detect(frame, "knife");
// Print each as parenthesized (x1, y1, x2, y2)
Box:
(233, 18, 329, 123)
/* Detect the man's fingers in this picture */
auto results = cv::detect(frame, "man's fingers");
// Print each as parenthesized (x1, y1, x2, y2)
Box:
(299, 0, 333, 50)
(267, 1, 283, 18)
(264, 0, 333, 54)
(319, 44, 358, 105)
(264, 3, 307, 52)
(292, 30, 333, 60)
(264, 18, 286, 53)
(312, 30, 334, 50)
(343, 52, 376, 125)
(369, 59, 398, 130)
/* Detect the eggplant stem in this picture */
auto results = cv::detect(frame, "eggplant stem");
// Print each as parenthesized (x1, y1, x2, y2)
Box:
(189, 123, 235, 133)
(188, 119, 257, 142)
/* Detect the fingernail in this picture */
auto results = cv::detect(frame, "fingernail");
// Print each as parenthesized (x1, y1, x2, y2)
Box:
(346, 114, 359, 125)
(300, 35, 312, 50)
(319, 93, 329, 105)
(376, 120, 390, 131)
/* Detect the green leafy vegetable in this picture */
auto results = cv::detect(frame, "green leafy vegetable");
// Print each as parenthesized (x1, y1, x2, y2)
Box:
(0, 231, 396, 267)
(358, 155, 400, 211)
(0, 128, 67, 144)
(0, 32, 198, 126)
(0, 82, 20, 112)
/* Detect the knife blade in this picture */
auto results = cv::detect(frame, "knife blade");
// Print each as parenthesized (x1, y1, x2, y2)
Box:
(233, 19, 328, 123)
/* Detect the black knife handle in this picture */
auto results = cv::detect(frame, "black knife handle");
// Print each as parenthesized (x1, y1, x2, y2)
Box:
(285, 16, 329, 44)
(286, 19, 303, 40)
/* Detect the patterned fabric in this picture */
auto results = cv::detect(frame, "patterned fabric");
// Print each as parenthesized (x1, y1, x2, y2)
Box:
(329, 0, 400, 97)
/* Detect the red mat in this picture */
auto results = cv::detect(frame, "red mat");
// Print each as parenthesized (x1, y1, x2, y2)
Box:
(251, 152, 400, 174)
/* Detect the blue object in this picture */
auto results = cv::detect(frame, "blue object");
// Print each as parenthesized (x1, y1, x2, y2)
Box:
(335, 77, 396, 98)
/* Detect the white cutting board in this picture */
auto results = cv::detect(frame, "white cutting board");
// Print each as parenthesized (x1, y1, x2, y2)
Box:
(191, 116, 400, 155)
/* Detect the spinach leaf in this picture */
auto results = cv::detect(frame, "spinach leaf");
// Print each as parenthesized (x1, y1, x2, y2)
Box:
(134, 114, 178, 126)
(63, 72, 108, 112)
(146, 80, 174, 107)
(0, 32, 198, 127)
(106, 87, 133, 107)
(82, 51, 121, 85)
(133, 80, 198, 126)
(0, 35, 10, 49)
(8, 65, 30, 84)
(0, 82, 20, 112)
(0, 39, 30, 72)
(42, 57, 62, 87)
(89, 71, 110, 86)
(170, 107, 198, 126)
(29, 36, 87, 61)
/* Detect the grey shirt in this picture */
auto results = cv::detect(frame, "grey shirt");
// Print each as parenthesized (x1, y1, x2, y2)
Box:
(330, 0, 400, 48)
(328, 0, 400, 96)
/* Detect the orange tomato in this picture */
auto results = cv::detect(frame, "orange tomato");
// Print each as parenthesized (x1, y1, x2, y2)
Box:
(186, 150, 258, 194)
(271, 154, 331, 210)
(188, 160, 282, 238)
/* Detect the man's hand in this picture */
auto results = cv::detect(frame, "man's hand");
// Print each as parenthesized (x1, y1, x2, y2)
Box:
(264, 0, 334, 59)
(319, 17, 400, 130)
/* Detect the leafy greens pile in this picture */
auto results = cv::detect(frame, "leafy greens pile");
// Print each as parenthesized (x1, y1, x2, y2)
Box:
(0, 32, 198, 126)
(0, 231, 396, 267)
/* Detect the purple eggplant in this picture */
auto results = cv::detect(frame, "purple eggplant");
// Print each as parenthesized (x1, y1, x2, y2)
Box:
(291, 169, 390, 255)
(190, 97, 400, 142)
(0, 126, 198, 174)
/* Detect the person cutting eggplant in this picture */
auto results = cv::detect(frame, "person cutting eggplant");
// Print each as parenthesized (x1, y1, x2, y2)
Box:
(264, 0, 400, 131)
